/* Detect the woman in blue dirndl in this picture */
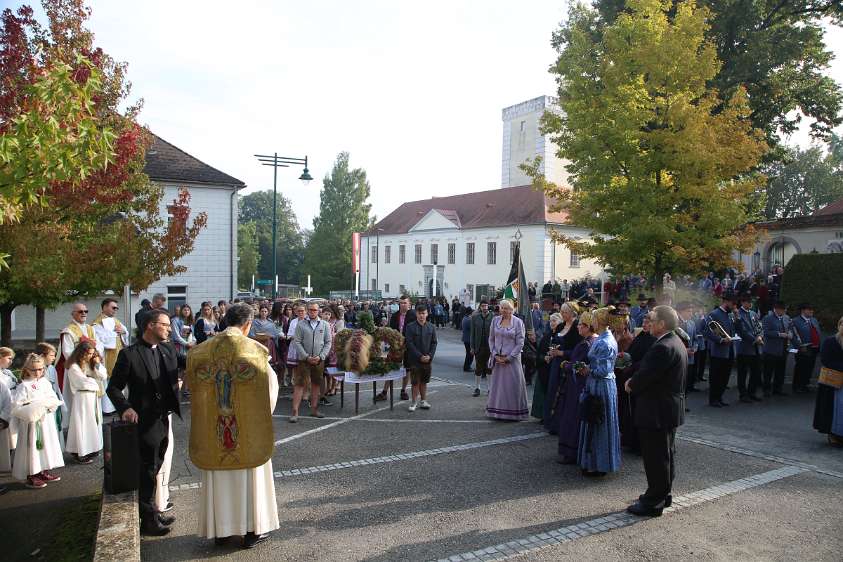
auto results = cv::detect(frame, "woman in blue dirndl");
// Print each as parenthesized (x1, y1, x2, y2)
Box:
(577, 307, 621, 476)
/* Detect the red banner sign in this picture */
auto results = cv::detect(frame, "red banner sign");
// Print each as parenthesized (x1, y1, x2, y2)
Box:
(352, 232, 361, 273)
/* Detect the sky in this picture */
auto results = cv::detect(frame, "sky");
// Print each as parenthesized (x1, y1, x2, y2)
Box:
(13, 0, 843, 229)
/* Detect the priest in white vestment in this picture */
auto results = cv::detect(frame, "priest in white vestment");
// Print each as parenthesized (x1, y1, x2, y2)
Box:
(187, 303, 279, 550)
(92, 298, 129, 415)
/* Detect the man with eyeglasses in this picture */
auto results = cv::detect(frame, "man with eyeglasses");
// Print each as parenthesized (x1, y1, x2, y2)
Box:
(290, 303, 332, 422)
(108, 309, 184, 536)
(58, 302, 104, 393)
(93, 298, 129, 416)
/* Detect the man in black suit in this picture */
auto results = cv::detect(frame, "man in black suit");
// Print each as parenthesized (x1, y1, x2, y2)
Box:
(107, 309, 184, 536)
(375, 295, 416, 402)
(624, 305, 687, 517)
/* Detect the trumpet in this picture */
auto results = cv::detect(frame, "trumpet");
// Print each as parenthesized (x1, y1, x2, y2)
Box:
(708, 320, 731, 340)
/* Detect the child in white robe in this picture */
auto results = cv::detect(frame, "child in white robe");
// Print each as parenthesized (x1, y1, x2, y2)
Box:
(36, 343, 67, 450)
(0, 346, 18, 474)
(12, 354, 64, 489)
(64, 341, 106, 463)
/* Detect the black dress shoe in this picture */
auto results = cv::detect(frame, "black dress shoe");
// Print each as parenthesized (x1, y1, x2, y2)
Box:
(581, 469, 607, 478)
(141, 516, 171, 536)
(214, 536, 231, 546)
(157, 513, 176, 526)
(709, 402, 722, 408)
(719, 400, 730, 407)
(373, 393, 387, 402)
(664, 494, 672, 508)
(627, 501, 663, 517)
(161, 501, 175, 512)
(242, 532, 270, 549)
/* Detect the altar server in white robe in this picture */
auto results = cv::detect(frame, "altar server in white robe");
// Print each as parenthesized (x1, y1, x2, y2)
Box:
(12, 354, 64, 488)
(37, 343, 67, 449)
(93, 298, 129, 415)
(0, 347, 19, 473)
(187, 303, 280, 550)
(65, 341, 107, 463)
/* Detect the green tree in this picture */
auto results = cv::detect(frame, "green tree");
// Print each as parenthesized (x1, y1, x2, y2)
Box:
(595, 0, 843, 145)
(238, 189, 304, 285)
(237, 222, 260, 289)
(0, 1, 207, 344)
(533, 0, 767, 280)
(763, 144, 843, 218)
(303, 152, 372, 294)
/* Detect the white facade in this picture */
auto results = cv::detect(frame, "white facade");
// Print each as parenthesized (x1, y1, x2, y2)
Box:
(501, 96, 569, 189)
(10, 169, 241, 340)
(735, 219, 843, 273)
(359, 219, 601, 303)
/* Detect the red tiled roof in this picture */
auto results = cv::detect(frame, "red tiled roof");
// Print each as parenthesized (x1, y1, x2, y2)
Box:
(368, 185, 568, 235)
(814, 196, 843, 216)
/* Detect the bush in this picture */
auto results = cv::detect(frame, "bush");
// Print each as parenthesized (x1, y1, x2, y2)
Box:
(780, 253, 843, 332)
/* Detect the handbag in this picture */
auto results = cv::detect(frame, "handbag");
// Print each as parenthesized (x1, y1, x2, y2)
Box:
(818, 366, 843, 389)
(578, 392, 605, 425)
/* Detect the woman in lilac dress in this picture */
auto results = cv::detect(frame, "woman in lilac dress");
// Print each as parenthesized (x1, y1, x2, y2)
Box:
(486, 300, 528, 421)
(557, 310, 596, 464)
(577, 308, 621, 476)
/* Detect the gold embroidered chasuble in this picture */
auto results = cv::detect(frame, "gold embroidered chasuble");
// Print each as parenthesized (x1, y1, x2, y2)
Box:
(187, 327, 273, 470)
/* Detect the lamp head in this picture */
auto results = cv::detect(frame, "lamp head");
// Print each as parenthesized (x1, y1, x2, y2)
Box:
(299, 168, 313, 185)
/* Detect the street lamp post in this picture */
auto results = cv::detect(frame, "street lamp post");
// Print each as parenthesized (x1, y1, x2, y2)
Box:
(255, 153, 313, 298)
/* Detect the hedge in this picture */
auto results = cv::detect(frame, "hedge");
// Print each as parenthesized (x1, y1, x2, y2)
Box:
(780, 253, 843, 332)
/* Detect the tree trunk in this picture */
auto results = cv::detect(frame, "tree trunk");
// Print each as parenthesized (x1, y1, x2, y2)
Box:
(0, 303, 15, 347)
(36, 306, 46, 343)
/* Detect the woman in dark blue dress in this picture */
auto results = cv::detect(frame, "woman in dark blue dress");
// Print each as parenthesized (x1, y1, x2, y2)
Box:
(557, 311, 595, 463)
(543, 303, 583, 433)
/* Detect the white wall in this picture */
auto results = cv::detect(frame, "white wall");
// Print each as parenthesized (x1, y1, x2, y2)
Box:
(359, 223, 604, 303)
(735, 223, 843, 273)
(10, 181, 237, 340)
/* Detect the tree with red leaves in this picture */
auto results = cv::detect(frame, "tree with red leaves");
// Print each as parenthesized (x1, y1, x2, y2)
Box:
(0, 1, 207, 345)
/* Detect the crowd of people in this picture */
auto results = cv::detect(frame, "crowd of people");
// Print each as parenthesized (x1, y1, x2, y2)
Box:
(0, 276, 840, 546)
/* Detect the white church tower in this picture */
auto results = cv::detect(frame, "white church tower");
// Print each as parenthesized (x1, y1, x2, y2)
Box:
(501, 95, 569, 188)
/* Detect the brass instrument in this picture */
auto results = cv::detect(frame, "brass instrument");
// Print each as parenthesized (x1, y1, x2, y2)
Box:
(708, 320, 731, 340)
(750, 311, 764, 348)
(785, 316, 808, 353)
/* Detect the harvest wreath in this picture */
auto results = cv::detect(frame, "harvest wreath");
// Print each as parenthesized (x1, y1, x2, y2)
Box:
(335, 312, 405, 376)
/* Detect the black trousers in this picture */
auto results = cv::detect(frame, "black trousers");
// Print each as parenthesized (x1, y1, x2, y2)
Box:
(736, 354, 762, 397)
(793, 350, 818, 390)
(708, 356, 733, 404)
(762, 353, 786, 393)
(638, 427, 676, 507)
(694, 349, 708, 382)
(138, 414, 170, 516)
(463, 342, 474, 371)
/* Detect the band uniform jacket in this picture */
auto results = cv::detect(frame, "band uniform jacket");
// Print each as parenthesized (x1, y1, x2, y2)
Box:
(628, 331, 687, 430)
(704, 306, 737, 360)
(106, 340, 183, 425)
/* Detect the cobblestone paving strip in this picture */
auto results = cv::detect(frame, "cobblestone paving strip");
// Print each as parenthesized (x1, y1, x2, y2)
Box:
(170, 431, 548, 492)
(432, 465, 807, 562)
(678, 434, 843, 479)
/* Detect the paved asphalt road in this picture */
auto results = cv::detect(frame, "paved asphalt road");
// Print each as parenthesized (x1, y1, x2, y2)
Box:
(137, 328, 843, 561)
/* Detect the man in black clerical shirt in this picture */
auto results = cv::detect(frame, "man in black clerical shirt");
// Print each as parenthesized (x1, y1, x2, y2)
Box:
(108, 309, 184, 536)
